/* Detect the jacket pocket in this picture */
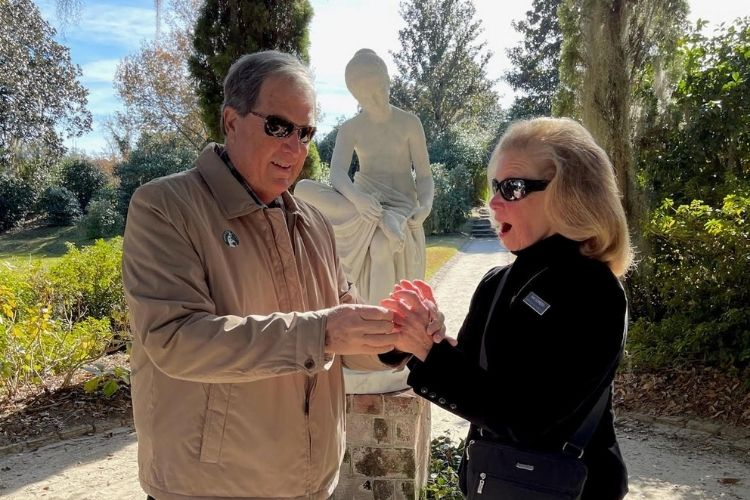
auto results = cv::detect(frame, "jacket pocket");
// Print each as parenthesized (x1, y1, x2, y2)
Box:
(199, 384, 232, 463)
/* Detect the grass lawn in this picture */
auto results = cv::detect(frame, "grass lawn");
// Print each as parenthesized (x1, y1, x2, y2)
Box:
(425, 234, 468, 280)
(1, 225, 467, 278)
(0, 225, 103, 265)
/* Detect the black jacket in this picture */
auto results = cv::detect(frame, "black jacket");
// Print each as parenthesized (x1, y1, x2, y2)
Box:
(407, 234, 628, 499)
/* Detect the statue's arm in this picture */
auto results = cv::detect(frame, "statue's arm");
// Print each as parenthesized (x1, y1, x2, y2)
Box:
(330, 123, 382, 218)
(409, 116, 434, 223)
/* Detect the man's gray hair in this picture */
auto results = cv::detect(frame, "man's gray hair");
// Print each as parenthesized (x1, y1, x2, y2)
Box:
(221, 50, 315, 135)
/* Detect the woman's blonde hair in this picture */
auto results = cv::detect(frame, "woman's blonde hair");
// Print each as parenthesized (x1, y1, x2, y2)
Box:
(489, 117, 633, 277)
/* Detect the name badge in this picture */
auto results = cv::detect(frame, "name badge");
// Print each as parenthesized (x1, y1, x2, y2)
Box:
(523, 292, 550, 316)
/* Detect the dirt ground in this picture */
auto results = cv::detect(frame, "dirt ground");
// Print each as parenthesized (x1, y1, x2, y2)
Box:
(0, 410, 748, 499)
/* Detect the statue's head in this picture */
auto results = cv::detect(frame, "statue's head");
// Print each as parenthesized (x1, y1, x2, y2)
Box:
(345, 49, 390, 112)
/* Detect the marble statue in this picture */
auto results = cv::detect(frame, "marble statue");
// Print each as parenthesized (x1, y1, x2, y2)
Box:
(295, 48, 434, 393)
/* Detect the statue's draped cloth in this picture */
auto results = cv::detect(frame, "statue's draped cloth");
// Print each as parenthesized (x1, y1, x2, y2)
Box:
(304, 172, 426, 304)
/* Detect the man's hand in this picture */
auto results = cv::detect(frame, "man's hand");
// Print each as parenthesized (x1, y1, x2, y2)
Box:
(324, 304, 397, 355)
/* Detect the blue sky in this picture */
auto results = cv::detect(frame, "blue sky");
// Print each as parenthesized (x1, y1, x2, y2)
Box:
(34, 0, 748, 156)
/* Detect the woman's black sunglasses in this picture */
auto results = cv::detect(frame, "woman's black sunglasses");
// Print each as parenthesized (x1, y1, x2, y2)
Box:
(248, 110, 316, 144)
(491, 178, 550, 202)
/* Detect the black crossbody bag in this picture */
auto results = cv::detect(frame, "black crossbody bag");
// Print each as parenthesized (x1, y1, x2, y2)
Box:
(459, 266, 626, 499)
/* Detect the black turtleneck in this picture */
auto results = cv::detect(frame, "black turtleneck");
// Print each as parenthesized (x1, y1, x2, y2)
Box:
(407, 234, 629, 499)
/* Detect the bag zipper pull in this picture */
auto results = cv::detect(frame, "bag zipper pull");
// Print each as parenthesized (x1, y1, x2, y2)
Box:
(466, 439, 475, 461)
(477, 472, 486, 494)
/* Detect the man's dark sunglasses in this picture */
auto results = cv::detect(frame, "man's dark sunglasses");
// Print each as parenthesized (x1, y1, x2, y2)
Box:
(248, 110, 316, 144)
(491, 178, 550, 202)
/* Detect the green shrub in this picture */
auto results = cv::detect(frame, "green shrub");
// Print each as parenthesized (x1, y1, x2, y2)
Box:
(0, 172, 35, 231)
(296, 141, 323, 185)
(59, 158, 108, 212)
(429, 124, 493, 205)
(425, 163, 473, 234)
(81, 197, 124, 239)
(37, 185, 81, 226)
(421, 435, 464, 499)
(82, 363, 130, 398)
(0, 289, 112, 395)
(0, 238, 127, 397)
(629, 194, 750, 370)
(115, 134, 197, 218)
(43, 238, 126, 328)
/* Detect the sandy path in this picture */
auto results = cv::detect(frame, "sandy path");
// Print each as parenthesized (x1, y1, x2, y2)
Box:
(1, 240, 747, 499)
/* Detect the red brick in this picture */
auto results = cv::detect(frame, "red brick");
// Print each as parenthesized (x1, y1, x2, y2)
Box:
(352, 394, 384, 415)
(384, 391, 420, 416)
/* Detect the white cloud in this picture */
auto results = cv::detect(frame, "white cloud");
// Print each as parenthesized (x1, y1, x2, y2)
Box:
(81, 59, 121, 84)
(74, 4, 156, 49)
(39, 1, 157, 50)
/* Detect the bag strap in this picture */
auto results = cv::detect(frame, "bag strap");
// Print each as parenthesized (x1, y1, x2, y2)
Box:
(479, 266, 512, 370)
(562, 283, 628, 457)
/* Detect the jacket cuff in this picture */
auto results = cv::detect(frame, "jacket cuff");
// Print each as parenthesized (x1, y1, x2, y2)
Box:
(294, 310, 329, 375)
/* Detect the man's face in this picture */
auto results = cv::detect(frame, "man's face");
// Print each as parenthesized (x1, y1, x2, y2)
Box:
(223, 74, 315, 204)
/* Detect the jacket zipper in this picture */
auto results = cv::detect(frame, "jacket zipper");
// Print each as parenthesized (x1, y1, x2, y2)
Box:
(477, 472, 486, 494)
(304, 375, 315, 494)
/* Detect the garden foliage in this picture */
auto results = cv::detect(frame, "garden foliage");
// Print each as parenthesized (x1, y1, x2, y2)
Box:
(0, 238, 127, 397)
(630, 196, 750, 371)
(0, 172, 35, 231)
(629, 18, 750, 373)
(424, 163, 473, 234)
(37, 186, 81, 226)
(59, 158, 108, 212)
(421, 435, 464, 499)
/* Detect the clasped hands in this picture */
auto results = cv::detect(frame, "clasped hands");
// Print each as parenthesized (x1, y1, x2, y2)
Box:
(323, 280, 450, 362)
(381, 279, 452, 361)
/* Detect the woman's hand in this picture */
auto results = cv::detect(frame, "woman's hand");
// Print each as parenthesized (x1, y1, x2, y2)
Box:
(394, 280, 453, 345)
(380, 280, 452, 361)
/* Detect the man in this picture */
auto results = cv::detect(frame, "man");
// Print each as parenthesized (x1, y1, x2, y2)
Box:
(122, 51, 423, 500)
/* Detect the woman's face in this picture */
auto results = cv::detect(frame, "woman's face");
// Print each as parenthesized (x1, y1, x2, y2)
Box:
(489, 148, 556, 252)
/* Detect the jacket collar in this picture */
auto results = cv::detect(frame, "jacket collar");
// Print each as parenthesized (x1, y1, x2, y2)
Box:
(513, 234, 582, 264)
(195, 143, 307, 222)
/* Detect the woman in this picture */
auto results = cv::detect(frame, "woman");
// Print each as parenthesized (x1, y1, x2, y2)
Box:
(384, 117, 632, 499)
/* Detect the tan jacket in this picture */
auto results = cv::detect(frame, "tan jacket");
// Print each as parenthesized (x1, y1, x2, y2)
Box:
(123, 144, 392, 500)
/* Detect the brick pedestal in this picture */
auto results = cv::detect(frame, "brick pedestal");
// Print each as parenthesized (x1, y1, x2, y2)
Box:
(333, 390, 431, 500)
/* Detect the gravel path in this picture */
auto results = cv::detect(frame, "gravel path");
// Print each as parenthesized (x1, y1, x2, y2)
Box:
(0, 238, 747, 499)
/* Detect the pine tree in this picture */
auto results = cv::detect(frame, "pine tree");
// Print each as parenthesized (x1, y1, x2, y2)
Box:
(390, 0, 499, 140)
(505, 0, 563, 120)
(188, 0, 313, 143)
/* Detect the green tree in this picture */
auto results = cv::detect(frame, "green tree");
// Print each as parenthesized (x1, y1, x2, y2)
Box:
(627, 19, 750, 373)
(556, 0, 688, 224)
(0, 0, 91, 170)
(115, 134, 197, 218)
(188, 0, 313, 142)
(390, 0, 500, 140)
(59, 158, 108, 212)
(505, 0, 563, 120)
(638, 18, 750, 206)
(115, 0, 207, 151)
